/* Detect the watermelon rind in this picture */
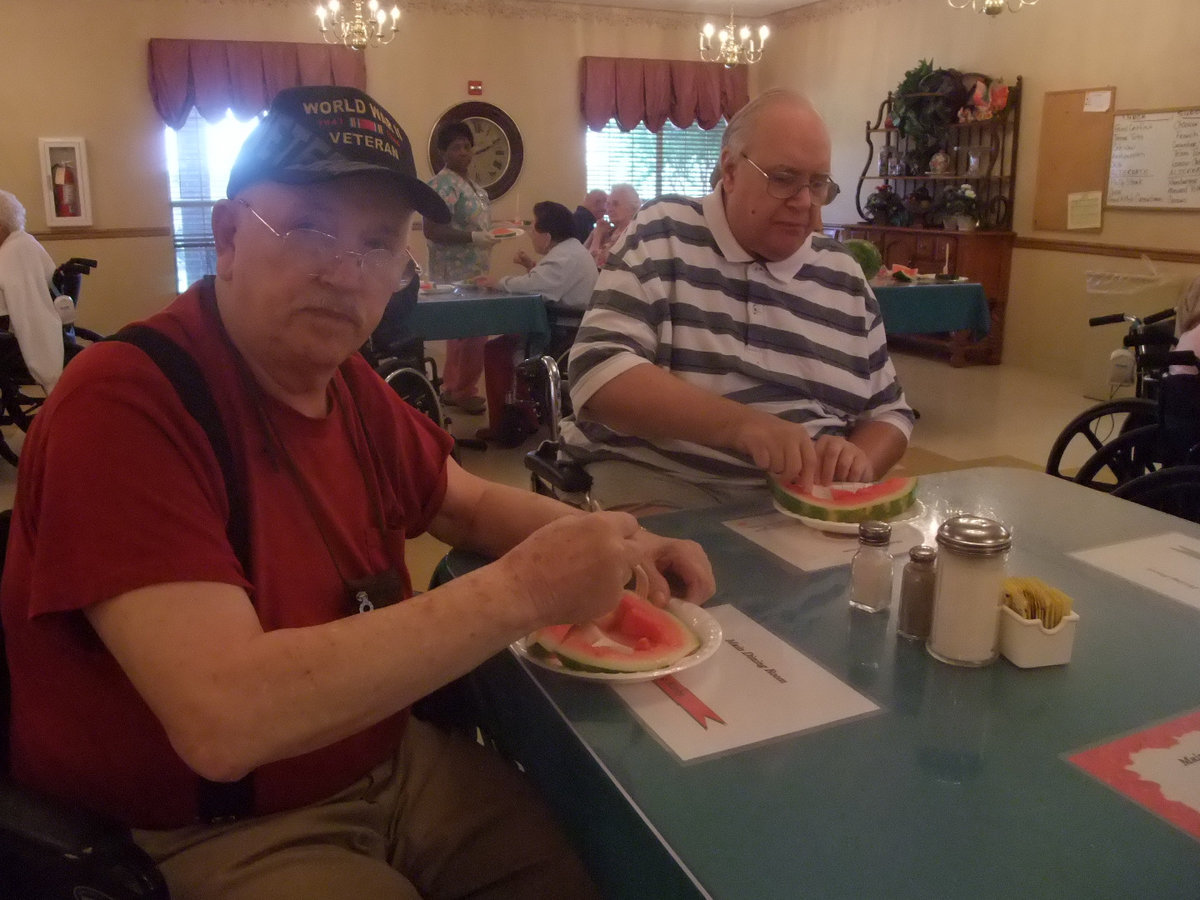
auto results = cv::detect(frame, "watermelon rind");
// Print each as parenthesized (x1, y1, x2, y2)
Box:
(532, 593, 700, 673)
(770, 475, 918, 523)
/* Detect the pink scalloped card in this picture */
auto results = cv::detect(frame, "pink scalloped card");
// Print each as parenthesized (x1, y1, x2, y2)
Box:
(1068, 708, 1200, 842)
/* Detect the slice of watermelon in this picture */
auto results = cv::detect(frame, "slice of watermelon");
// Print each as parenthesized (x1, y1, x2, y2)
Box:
(532, 592, 700, 673)
(771, 475, 918, 523)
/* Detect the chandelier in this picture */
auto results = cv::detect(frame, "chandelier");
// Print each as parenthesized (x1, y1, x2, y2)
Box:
(315, 0, 401, 50)
(947, 0, 1038, 15)
(699, 8, 769, 67)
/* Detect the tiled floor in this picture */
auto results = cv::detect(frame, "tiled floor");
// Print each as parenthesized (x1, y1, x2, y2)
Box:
(0, 348, 1099, 591)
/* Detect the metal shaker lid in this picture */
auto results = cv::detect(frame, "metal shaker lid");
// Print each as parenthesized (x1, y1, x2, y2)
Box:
(936, 515, 1012, 555)
(857, 520, 892, 545)
(908, 544, 937, 563)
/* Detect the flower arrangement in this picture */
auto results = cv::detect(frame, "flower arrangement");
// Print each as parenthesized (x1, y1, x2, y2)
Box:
(864, 184, 906, 226)
(937, 183, 979, 219)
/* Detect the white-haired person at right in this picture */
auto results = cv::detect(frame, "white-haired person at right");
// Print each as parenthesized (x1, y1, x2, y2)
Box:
(0, 189, 67, 393)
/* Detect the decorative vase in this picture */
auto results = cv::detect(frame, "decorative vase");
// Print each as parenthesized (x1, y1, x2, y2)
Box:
(942, 215, 958, 231)
(954, 215, 978, 232)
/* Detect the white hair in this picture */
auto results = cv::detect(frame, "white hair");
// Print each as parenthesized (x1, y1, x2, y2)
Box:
(0, 190, 27, 234)
(609, 183, 640, 211)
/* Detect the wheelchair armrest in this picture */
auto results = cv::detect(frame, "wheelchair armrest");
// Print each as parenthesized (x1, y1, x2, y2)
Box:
(0, 778, 167, 898)
(524, 440, 593, 494)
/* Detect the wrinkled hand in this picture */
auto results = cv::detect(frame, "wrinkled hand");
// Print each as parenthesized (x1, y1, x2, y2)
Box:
(470, 230, 499, 247)
(500, 512, 645, 628)
(473, 275, 499, 290)
(630, 529, 716, 607)
(513, 250, 536, 270)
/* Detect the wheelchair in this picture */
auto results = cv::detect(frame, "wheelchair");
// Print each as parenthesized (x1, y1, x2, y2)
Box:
(1065, 355, 1200, 490)
(0, 509, 170, 898)
(518, 354, 597, 510)
(0, 258, 104, 466)
(1044, 307, 1177, 486)
(1111, 464, 1200, 525)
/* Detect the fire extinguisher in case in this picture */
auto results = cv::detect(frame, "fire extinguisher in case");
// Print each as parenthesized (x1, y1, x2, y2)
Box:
(52, 162, 79, 218)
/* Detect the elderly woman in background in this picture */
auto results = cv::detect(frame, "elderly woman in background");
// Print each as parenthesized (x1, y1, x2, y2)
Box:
(424, 122, 498, 415)
(0, 189, 65, 394)
(585, 183, 640, 268)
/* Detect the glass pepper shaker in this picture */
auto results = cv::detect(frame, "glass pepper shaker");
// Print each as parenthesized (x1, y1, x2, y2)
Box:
(848, 520, 893, 613)
(897, 545, 937, 640)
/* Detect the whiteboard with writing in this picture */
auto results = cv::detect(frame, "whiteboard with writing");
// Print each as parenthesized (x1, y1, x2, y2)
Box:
(1107, 108, 1200, 209)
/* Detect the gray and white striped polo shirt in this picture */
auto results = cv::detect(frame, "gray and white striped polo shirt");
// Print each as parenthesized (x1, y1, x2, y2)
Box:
(559, 190, 914, 488)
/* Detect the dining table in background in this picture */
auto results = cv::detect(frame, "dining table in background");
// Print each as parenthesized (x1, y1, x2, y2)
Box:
(872, 279, 992, 367)
(408, 286, 550, 355)
(436, 467, 1200, 899)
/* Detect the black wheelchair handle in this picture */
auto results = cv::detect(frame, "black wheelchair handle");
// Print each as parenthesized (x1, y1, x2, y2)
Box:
(1166, 350, 1199, 368)
(1088, 313, 1127, 327)
(1143, 307, 1177, 326)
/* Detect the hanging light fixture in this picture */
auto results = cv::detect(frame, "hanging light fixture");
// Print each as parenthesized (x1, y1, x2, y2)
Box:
(315, 0, 401, 50)
(699, 7, 769, 67)
(947, 0, 1038, 15)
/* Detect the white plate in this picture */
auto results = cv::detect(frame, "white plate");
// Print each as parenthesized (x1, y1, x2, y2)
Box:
(773, 498, 927, 535)
(511, 599, 723, 683)
(419, 283, 456, 295)
(489, 227, 524, 240)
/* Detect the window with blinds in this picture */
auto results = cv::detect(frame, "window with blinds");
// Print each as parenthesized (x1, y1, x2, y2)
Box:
(164, 109, 258, 292)
(585, 119, 726, 201)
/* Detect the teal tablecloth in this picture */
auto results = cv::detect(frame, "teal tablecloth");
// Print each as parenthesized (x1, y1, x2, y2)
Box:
(874, 281, 991, 339)
(408, 288, 549, 354)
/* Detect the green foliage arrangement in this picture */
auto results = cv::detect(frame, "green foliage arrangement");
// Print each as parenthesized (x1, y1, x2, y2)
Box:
(891, 59, 968, 153)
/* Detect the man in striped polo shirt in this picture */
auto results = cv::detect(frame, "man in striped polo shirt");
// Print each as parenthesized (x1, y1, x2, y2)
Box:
(560, 89, 914, 513)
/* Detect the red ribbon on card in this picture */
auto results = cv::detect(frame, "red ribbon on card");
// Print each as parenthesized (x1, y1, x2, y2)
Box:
(653, 675, 726, 729)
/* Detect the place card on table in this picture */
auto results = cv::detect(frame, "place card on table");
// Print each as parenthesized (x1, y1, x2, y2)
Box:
(1070, 532, 1200, 612)
(724, 510, 923, 572)
(1068, 708, 1200, 844)
(612, 605, 879, 763)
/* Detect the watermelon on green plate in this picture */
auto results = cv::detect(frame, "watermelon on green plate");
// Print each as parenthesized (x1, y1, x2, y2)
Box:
(532, 592, 700, 673)
(771, 475, 919, 523)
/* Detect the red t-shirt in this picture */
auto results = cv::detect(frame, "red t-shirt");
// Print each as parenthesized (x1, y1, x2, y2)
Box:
(0, 278, 454, 828)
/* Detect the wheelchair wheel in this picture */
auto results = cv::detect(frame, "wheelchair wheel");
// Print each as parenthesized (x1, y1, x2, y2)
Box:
(384, 366, 444, 428)
(1045, 398, 1157, 481)
(1112, 465, 1200, 525)
(1071, 424, 1163, 492)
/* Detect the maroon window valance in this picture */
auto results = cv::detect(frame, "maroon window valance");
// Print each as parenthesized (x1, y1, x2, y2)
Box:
(148, 38, 367, 129)
(580, 56, 749, 132)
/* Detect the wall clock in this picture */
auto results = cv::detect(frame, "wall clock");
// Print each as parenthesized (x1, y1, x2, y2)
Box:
(428, 101, 524, 200)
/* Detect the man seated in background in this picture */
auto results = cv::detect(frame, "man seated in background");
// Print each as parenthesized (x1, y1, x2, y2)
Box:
(560, 89, 913, 514)
(1, 85, 714, 899)
(572, 189, 607, 243)
(475, 200, 598, 444)
(584, 183, 640, 268)
(0, 189, 69, 394)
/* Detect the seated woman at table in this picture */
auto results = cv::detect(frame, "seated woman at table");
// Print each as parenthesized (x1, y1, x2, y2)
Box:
(584, 184, 640, 269)
(475, 201, 598, 444)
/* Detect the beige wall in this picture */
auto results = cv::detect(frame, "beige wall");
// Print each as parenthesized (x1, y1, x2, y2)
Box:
(758, 0, 1200, 380)
(0, 0, 733, 333)
(2, 0, 1197, 384)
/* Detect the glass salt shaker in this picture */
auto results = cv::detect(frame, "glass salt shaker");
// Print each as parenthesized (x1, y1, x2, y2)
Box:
(927, 516, 1012, 666)
(848, 520, 893, 613)
(897, 545, 937, 640)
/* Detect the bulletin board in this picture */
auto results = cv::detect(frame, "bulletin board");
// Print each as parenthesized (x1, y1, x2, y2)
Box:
(1107, 107, 1200, 209)
(1032, 87, 1116, 232)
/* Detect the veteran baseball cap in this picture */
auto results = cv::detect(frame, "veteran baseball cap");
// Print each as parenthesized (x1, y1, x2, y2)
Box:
(227, 85, 450, 223)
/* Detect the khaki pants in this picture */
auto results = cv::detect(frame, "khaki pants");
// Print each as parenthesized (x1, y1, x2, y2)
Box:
(132, 718, 600, 900)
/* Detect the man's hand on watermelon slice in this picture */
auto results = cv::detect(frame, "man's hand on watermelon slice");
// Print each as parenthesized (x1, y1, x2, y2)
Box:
(728, 411, 873, 491)
(499, 511, 715, 631)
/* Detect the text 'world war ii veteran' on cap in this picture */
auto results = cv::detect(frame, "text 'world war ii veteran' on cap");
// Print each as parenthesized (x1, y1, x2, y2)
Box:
(226, 85, 450, 224)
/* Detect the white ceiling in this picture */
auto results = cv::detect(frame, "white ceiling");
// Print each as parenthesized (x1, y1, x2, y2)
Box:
(540, 0, 823, 20)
